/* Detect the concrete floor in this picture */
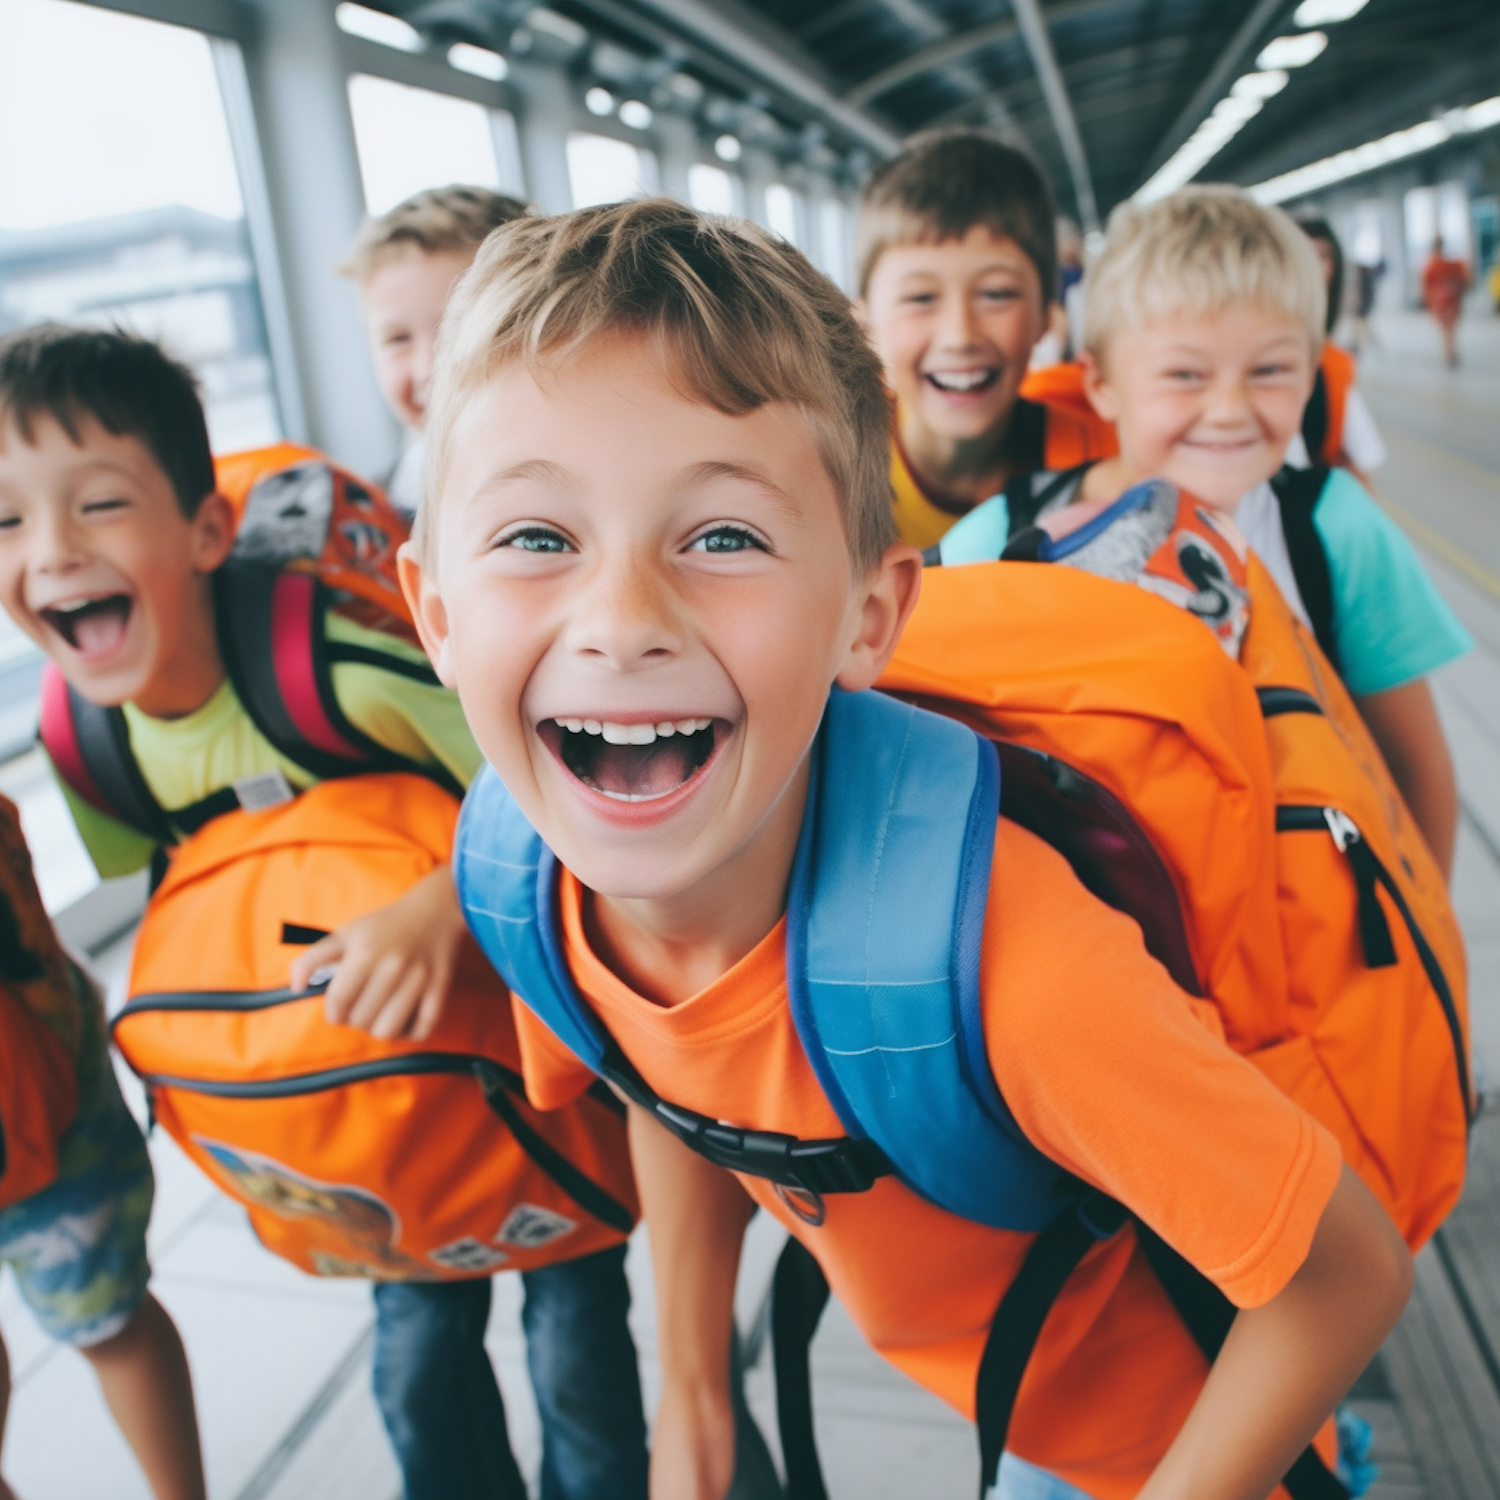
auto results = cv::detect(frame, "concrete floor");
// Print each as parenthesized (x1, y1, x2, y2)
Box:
(3, 309, 1500, 1499)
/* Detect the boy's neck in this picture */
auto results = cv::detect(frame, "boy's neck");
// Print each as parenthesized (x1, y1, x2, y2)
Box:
(581, 757, 812, 1008)
(898, 404, 1027, 511)
(129, 579, 228, 720)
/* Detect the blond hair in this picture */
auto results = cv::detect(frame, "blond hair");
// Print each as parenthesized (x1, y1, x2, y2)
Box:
(1083, 186, 1326, 364)
(340, 185, 531, 283)
(419, 198, 895, 572)
(854, 129, 1057, 300)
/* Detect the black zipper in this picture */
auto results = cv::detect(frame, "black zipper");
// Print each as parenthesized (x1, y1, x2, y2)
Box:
(1277, 803, 1472, 1124)
(133, 1045, 637, 1235)
(1257, 686, 1324, 718)
(115, 984, 327, 1023)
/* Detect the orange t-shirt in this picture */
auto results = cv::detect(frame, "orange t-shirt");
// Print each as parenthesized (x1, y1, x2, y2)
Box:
(515, 820, 1341, 1499)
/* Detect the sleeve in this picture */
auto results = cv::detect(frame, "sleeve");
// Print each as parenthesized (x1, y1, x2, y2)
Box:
(326, 617, 486, 790)
(1339, 387, 1388, 473)
(512, 996, 601, 1110)
(45, 753, 157, 880)
(982, 820, 1343, 1311)
(1314, 470, 1473, 696)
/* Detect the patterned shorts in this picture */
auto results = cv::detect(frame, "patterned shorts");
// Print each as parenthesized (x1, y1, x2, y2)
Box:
(0, 981, 154, 1348)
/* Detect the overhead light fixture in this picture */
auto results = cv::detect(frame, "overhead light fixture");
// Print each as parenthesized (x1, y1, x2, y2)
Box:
(1232, 70, 1290, 101)
(447, 42, 508, 80)
(1251, 95, 1500, 203)
(714, 134, 742, 163)
(1257, 32, 1328, 70)
(1292, 0, 1368, 25)
(334, 3, 422, 52)
(585, 86, 615, 117)
(618, 99, 653, 130)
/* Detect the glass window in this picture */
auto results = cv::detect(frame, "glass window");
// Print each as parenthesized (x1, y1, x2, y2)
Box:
(347, 74, 502, 216)
(688, 163, 738, 217)
(567, 133, 659, 209)
(0, 0, 283, 454)
(765, 183, 802, 245)
(817, 197, 852, 290)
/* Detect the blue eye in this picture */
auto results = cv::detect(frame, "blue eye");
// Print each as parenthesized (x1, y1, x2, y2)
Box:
(497, 525, 572, 554)
(691, 525, 767, 555)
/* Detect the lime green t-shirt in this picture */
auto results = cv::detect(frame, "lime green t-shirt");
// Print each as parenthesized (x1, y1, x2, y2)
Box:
(54, 612, 484, 879)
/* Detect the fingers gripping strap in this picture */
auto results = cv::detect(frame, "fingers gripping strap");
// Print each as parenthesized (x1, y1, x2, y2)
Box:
(788, 690, 1074, 1231)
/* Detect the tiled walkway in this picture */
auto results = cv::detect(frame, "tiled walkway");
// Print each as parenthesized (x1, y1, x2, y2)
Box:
(4, 311, 1500, 1499)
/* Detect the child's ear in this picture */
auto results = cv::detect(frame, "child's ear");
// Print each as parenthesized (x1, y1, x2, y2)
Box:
(397, 541, 455, 687)
(834, 543, 924, 693)
(191, 492, 237, 573)
(1078, 350, 1118, 421)
(852, 296, 871, 334)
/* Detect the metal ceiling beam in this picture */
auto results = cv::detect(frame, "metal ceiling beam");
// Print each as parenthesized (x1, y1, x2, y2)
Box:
(586, 0, 905, 156)
(1132, 0, 1293, 194)
(1009, 0, 1098, 231)
(843, 0, 1121, 106)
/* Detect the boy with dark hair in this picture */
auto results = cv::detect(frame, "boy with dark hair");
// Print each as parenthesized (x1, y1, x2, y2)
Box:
(407, 198, 1412, 1500)
(0, 323, 649, 1500)
(854, 129, 1115, 549)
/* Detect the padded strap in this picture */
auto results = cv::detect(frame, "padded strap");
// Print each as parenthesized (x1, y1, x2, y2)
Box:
(1002, 463, 1091, 540)
(1138, 1226, 1350, 1500)
(38, 667, 174, 845)
(1270, 465, 1340, 672)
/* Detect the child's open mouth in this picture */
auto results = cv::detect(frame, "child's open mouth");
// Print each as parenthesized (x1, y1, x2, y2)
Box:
(40, 595, 133, 659)
(924, 368, 1000, 395)
(540, 717, 720, 802)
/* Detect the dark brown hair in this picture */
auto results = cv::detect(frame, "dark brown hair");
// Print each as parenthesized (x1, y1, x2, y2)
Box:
(854, 128, 1058, 300)
(0, 324, 215, 518)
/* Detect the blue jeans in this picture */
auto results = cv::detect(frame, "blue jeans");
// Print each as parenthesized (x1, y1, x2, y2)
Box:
(990, 1453, 1095, 1500)
(371, 1244, 648, 1500)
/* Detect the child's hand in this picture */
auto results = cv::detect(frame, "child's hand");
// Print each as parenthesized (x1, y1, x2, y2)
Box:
(288, 865, 467, 1042)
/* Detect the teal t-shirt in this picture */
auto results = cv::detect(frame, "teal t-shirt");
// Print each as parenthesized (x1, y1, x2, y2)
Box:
(937, 467, 1472, 698)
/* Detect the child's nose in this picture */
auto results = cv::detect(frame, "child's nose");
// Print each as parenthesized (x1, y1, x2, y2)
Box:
(935, 293, 982, 349)
(567, 554, 683, 668)
(34, 512, 84, 570)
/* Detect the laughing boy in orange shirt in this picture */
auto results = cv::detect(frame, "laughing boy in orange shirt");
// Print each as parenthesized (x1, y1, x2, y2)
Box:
(403, 200, 1411, 1500)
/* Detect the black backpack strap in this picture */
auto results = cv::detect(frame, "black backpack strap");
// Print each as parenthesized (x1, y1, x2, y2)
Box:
(772, 1236, 834, 1500)
(1269, 465, 1340, 672)
(1004, 463, 1092, 541)
(1138, 1226, 1350, 1500)
(1301, 366, 1330, 467)
(214, 560, 461, 796)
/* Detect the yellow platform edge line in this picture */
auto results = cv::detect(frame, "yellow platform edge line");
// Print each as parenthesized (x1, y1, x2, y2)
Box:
(1374, 489, 1500, 606)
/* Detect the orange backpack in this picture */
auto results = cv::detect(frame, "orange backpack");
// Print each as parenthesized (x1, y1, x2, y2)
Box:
(0, 793, 81, 1211)
(215, 441, 417, 642)
(894, 523, 1471, 1248)
(113, 773, 636, 1279)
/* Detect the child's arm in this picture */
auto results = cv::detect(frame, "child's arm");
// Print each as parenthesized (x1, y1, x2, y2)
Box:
(628, 1104, 755, 1500)
(1355, 678, 1459, 879)
(1140, 1165, 1411, 1500)
(287, 864, 468, 1041)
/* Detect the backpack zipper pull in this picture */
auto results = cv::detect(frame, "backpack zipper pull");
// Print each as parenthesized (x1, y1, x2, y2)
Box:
(1323, 808, 1398, 968)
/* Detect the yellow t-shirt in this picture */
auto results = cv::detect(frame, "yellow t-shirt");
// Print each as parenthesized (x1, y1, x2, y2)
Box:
(55, 612, 482, 879)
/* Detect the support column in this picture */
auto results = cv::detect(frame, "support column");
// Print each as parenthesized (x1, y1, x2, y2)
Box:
(239, 0, 397, 477)
(513, 64, 576, 213)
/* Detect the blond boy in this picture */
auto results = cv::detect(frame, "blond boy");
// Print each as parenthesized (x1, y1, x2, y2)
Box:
(406, 199, 1411, 1500)
(939, 186, 1469, 876)
(342, 185, 530, 515)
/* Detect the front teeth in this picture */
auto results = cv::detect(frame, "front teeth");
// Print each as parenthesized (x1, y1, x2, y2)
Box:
(557, 717, 712, 744)
(927, 370, 993, 391)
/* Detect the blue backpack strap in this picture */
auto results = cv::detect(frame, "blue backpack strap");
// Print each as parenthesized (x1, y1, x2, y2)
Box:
(787, 689, 1079, 1232)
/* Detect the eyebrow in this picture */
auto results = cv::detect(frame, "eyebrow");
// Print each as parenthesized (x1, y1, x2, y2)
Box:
(677, 460, 800, 517)
(468, 457, 574, 503)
